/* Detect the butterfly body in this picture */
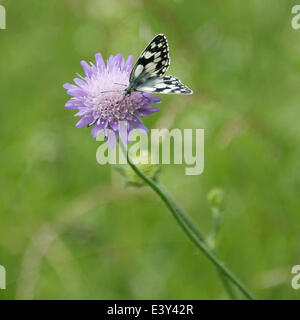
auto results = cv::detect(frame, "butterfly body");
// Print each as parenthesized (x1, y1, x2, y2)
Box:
(126, 34, 193, 95)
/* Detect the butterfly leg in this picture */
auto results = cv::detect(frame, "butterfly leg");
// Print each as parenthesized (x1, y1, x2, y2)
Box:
(87, 118, 99, 127)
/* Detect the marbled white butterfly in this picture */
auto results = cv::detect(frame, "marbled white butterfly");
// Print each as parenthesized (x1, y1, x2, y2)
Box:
(125, 34, 193, 95)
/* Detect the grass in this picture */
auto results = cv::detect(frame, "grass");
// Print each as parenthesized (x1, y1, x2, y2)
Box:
(0, 0, 300, 299)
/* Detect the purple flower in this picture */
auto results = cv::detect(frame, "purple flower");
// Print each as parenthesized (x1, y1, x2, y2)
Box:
(63, 54, 161, 148)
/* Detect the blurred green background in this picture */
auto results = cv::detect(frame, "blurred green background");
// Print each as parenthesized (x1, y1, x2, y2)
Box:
(1, 0, 300, 299)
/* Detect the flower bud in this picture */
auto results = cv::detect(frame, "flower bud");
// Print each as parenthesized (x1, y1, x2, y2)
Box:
(125, 151, 160, 186)
(207, 188, 225, 208)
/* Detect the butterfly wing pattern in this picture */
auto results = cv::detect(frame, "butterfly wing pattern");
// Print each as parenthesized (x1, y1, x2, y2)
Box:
(126, 34, 193, 95)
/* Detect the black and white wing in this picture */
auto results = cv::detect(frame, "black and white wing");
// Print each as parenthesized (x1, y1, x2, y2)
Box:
(128, 34, 170, 89)
(128, 34, 193, 95)
(136, 75, 193, 94)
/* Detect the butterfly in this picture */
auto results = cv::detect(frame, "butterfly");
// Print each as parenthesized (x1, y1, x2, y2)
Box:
(87, 35, 192, 128)
(125, 34, 193, 95)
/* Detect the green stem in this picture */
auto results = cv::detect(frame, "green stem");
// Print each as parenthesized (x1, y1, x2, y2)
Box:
(208, 207, 237, 299)
(121, 143, 255, 300)
(217, 268, 237, 300)
(210, 206, 221, 245)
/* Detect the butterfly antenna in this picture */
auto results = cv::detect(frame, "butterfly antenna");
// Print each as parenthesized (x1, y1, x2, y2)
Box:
(99, 90, 122, 94)
(113, 82, 127, 87)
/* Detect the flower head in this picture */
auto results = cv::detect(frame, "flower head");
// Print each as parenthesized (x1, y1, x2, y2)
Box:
(63, 54, 161, 148)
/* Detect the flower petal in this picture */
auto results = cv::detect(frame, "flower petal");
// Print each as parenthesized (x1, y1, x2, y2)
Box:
(119, 121, 130, 144)
(150, 96, 161, 104)
(109, 119, 119, 131)
(106, 56, 115, 72)
(91, 124, 103, 138)
(65, 99, 84, 109)
(139, 105, 160, 116)
(95, 53, 105, 71)
(76, 116, 94, 128)
(105, 129, 117, 149)
(80, 60, 92, 77)
(125, 55, 134, 72)
(73, 78, 86, 87)
(130, 117, 148, 134)
(74, 108, 90, 117)
(118, 54, 125, 68)
(91, 119, 108, 138)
